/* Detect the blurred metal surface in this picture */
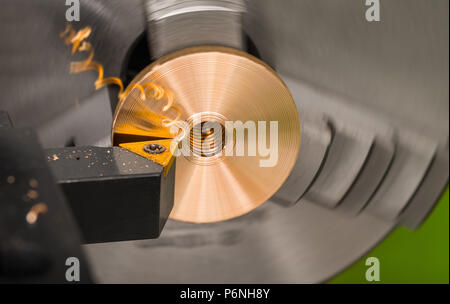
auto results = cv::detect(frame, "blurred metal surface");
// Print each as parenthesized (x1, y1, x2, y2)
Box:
(38, 90, 112, 148)
(250, 0, 448, 225)
(0, 123, 92, 283)
(304, 121, 375, 208)
(271, 113, 331, 206)
(245, 0, 449, 136)
(0, 0, 448, 283)
(85, 198, 393, 283)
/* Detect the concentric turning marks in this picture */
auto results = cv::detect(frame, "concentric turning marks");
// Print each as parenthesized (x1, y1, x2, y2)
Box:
(185, 112, 228, 165)
(112, 46, 300, 223)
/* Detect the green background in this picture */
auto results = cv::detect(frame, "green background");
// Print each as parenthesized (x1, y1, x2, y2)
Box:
(329, 187, 449, 284)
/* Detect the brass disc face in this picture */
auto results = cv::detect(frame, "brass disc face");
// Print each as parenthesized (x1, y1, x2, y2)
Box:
(112, 46, 300, 223)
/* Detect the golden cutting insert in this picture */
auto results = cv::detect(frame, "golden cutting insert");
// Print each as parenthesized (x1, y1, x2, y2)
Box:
(112, 46, 300, 223)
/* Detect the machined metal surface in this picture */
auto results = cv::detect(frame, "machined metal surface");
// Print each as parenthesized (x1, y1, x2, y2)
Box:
(0, 0, 448, 283)
(144, 0, 246, 59)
